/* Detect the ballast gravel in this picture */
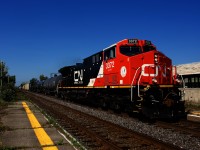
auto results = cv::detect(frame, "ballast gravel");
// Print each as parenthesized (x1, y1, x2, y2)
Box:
(44, 96, 200, 150)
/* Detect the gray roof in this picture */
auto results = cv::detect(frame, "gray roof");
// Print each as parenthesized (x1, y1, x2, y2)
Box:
(177, 62, 200, 75)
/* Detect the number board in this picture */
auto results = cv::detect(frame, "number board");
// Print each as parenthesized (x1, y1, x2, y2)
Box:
(128, 39, 138, 44)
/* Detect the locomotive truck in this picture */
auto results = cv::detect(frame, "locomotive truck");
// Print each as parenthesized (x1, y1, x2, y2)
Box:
(55, 38, 185, 119)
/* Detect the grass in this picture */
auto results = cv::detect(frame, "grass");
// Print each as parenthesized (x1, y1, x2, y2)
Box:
(16, 91, 29, 101)
(56, 139, 64, 146)
(0, 97, 7, 106)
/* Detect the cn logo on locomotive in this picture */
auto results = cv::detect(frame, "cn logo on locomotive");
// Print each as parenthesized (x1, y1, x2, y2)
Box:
(74, 70, 83, 84)
(141, 64, 167, 77)
(120, 66, 127, 78)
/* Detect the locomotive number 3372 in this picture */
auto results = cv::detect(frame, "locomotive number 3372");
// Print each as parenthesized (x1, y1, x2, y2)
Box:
(105, 61, 115, 69)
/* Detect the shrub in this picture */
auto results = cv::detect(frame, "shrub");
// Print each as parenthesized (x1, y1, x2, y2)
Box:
(0, 84, 16, 102)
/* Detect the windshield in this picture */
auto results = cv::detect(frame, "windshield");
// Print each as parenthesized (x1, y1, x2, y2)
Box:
(143, 45, 156, 52)
(120, 46, 142, 56)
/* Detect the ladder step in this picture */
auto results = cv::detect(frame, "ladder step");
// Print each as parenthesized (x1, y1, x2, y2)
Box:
(133, 110, 139, 113)
(139, 88, 146, 91)
(137, 99, 143, 102)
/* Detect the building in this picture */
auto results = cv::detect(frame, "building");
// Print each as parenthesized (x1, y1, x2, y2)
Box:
(177, 62, 200, 103)
(22, 82, 30, 90)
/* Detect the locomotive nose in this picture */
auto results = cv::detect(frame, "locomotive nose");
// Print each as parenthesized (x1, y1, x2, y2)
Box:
(154, 52, 173, 84)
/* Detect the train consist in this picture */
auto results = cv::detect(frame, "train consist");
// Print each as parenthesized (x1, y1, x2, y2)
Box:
(30, 39, 185, 119)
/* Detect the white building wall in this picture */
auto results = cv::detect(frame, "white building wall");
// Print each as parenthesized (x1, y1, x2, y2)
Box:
(180, 88, 200, 103)
(22, 83, 29, 90)
(177, 62, 200, 104)
(177, 62, 200, 75)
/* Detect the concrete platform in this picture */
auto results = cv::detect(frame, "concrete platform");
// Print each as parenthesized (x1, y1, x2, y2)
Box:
(0, 101, 76, 150)
(187, 111, 200, 122)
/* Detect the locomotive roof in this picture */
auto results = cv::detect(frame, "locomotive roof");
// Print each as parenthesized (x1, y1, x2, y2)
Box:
(58, 65, 74, 75)
(85, 38, 152, 59)
(177, 62, 200, 75)
(102, 43, 117, 51)
(102, 39, 127, 51)
(83, 51, 102, 60)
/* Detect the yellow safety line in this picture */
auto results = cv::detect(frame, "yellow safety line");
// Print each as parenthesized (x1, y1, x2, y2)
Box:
(22, 102, 58, 150)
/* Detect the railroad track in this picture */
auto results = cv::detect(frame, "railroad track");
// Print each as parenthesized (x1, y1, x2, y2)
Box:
(156, 120, 200, 138)
(24, 92, 181, 150)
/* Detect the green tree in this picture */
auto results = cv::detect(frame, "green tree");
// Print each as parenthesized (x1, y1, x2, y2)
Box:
(39, 74, 48, 81)
(29, 78, 38, 91)
(0, 61, 7, 87)
(0, 61, 15, 86)
(0, 61, 16, 101)
(1, 83, 16, 101)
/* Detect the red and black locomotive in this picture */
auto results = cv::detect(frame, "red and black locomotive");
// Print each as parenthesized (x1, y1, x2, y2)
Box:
(56, 38, 185, 119)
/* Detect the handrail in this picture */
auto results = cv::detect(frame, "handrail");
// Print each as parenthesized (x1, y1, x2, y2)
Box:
(180, 75, 185, 88)
(137, 71, 143, 98)
(172, 65, 178, 84)
(131, 67, 141, 102)
(180, 75, 185, 101)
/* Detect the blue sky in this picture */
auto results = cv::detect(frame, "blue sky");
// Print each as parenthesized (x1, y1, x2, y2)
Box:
(0, 0, 200, 86)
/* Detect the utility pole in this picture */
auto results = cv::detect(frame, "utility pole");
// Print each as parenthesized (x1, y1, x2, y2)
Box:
(0, 61, 2, 88)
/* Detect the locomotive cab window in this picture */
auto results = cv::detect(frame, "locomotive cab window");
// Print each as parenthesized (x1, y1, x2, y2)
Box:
(120, 46, 142, 56)
(104, 46, 116, 60)
(92, 54, 102, 63)
(143, 45, 156, 52)
(86, 52, 103, 64)
(96, 53, 102, 62)
(92, 55, 95, 63)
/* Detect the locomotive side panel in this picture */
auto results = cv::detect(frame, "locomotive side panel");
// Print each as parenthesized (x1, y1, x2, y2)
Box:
(84, 51, 104, 87)
(103, 45, 119, 85)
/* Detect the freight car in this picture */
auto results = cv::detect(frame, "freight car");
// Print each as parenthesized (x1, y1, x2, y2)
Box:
(56, 38, 185, 119)
(43, 74, 62, 95)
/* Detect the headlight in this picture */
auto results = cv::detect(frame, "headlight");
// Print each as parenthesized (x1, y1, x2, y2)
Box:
(154, 54, 158, 63)
(175, 78, 181, 84)
(152, 78, 157, 83)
